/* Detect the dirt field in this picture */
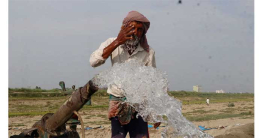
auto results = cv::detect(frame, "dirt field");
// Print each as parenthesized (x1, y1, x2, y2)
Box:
(8, 96, 254, 138)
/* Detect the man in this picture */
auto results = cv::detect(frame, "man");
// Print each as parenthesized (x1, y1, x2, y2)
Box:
(90, 11, 160, 138)
(206, 98, 210, 106)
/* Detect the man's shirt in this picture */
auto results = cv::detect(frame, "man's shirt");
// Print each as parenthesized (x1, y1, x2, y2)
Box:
(90, 37, 156, 97)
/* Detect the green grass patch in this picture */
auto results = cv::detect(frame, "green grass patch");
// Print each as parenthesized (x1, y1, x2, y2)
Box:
(181, 98, 253, 105)
(9, 96, 67, 100)
(8, 89, 254, 120)
(185, 111, 253, 122)
(9, 87, 60, 93)
(243, 106, 254, 110)
(170, 91, 254, 104)
(9, 89, 254, 102)
(162, 115, 168, 121)
(96, 114, 108, 119)
(9, 123, 25, 127)
(240, 111, 253, 115)
(169, 91, 253, 98)
(85, 121, 110, 125)
(9, 111, 52, 117)
(219, 108, 236, 113)
(85, 115, 93, 119)
(9, 103, 60, 113)
(240, 116, 254, 119)
(228, 102, 235, 107)
(9, 92, 65, 98)
(92, 90, 109, 97)
(186, 109, 217, 115)
(81, 105, 109, 110)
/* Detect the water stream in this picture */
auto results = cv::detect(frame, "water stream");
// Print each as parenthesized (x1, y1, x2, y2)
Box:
(92, 60, 213, 138)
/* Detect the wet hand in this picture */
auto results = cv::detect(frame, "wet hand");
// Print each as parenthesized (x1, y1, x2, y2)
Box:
(115, 22, 135, 45)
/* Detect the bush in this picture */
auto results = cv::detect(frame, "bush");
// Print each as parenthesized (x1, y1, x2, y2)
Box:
(228, 102, 235, 107)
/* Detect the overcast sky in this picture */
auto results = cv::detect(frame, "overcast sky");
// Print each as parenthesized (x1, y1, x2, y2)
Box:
(9, 0, 254, 93)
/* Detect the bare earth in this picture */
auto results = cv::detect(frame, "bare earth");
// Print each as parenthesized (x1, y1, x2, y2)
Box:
(9, 100, 254, 138)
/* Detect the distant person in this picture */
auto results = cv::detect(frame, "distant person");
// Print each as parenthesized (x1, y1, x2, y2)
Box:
(90, 11, 160, 138)
(206, 98, 210, 106)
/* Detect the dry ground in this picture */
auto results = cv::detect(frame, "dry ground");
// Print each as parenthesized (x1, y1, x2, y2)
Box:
(9, 97, 254, 138)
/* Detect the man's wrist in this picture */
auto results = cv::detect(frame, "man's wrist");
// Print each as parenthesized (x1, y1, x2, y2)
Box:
(113, 40, 121, 47)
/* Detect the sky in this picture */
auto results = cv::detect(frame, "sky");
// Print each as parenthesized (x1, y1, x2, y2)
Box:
(8, 0, 254, 93)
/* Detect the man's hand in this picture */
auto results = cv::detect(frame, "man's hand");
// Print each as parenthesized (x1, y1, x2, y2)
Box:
(102, 22, 135, 59)
(154, 122, 161, 129)
(115, 22, 135, 45)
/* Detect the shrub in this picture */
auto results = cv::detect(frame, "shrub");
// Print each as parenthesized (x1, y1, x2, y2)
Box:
(228, 102, 235, 107)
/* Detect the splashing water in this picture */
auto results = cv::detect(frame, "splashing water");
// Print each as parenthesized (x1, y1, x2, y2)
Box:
(93, 60, 213, 138)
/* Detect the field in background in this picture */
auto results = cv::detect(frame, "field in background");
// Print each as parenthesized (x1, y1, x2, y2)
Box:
(9, 89, 254, 137)
(9, 89, 254, 120)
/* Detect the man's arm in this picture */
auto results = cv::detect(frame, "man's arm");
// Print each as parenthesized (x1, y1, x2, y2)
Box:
(101, 40, 119, 59)
(89, 38, 115, 67)
(90, 22, 135, 67)
(102, 22, 135, 59)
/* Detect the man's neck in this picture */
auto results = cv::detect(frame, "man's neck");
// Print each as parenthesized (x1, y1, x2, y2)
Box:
(124, 44, 138, 55)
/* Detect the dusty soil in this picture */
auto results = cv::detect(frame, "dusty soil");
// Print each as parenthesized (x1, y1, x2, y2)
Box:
(9, 99, 254, 138)
(214, 123, 254, 138)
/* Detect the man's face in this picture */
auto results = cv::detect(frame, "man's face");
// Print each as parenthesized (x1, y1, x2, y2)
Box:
(125, 21, 144, 46)
(129, 21, 144, 39)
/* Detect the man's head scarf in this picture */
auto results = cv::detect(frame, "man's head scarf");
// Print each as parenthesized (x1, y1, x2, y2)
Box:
(122, 11, 150, 52)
